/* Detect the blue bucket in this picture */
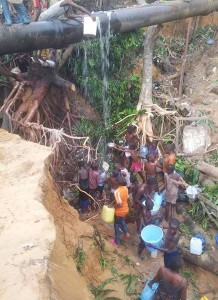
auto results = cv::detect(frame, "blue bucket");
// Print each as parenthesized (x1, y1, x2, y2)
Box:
(141, 225, 163, 252)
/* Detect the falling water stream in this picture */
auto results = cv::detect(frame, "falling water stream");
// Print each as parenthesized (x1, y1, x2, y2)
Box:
(82, 41, 88, 98)
(81, 13, 112, 127)
(97, 12, 112, 127)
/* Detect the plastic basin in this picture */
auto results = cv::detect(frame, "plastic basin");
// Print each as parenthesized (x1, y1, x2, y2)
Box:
(141, 225, 163, 252)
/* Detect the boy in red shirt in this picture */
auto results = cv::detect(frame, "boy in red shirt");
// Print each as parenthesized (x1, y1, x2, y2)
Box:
(110, 175, 130, 247)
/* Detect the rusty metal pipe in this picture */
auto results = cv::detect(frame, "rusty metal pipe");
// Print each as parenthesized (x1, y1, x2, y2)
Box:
(0, 0, 217, 55)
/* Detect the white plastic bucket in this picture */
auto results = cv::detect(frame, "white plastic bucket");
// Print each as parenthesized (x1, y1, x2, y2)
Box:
(190, 237, 203, 255)
(151, 250, 158, 258)
(141, 225, 163, 252)
(83, 17, 97, 37)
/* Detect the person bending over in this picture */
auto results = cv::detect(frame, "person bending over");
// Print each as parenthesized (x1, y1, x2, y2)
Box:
(149, 255, 187, 300)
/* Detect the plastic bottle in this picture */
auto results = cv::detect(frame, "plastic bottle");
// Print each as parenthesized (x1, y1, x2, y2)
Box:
(190, 237, 203, 255)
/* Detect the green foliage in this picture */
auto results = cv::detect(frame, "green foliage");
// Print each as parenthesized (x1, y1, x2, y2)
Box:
(88, 278, 122, 300)
(175, 157, 199, 185)
(204, 149, 218, 167)
(185, 168, 199, 186)
(179, 223, 192, 238)
(196, 109, 215, 131)
(119, 273, 140, 296)
(99, 252, 109, 270)
(74, 118, 104, 137)
(66, 29, 144, 134)
(74, 242, 87, 272)
(180, 268, 199, 290)
(188, 201, 209, 230)
(154, 35, 185, 58)
(201, 183, 218, 205)
(189, 26, 216, 52)
(109, 265, 119, 278)
(162, 135, 174, 144)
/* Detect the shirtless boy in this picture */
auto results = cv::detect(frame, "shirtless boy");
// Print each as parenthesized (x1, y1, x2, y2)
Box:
(148, 218, 181, 268)
(134, 177, 158, 233)
(144, 153, 158, 179)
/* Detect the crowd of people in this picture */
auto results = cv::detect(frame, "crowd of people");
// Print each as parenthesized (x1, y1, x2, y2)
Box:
(76, 124, 189, 299)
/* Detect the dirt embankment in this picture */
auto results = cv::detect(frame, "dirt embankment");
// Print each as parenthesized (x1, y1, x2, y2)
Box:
(0, 129, 94, 300)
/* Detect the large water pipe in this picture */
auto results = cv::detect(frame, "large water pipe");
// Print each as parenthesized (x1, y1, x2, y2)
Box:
(0, 0, 218, 55)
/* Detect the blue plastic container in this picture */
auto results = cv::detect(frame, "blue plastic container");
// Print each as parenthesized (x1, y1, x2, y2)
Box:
(141, 278, 159, 300)
(215, 234, 218, 246)
(141, 225, 163, 252)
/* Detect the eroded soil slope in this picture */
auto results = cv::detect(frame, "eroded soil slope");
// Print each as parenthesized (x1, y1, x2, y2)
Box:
(0, 130, 94, 300)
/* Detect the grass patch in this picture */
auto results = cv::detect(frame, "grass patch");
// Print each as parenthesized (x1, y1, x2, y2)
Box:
(74, 240, 87, 272)
(88, 277, 122, 300)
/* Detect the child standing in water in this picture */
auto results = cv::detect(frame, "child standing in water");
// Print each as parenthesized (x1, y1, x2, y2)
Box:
(111, 175, 130, 247)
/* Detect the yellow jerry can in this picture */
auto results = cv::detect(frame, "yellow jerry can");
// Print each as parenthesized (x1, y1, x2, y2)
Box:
(101, 205, 115, 223)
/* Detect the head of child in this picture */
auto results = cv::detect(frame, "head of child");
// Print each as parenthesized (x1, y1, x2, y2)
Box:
(129, 142, 137, 150)
(168, 255, 184, 273)
(169, 218, 180, 235)
(146, 153, 155, 162)
(91, 163, 98, 171)
(116, 174, 126, 187)
(145, 198, 154, 211)
(78, 160, 85, 169)
(126, 124, 136, 135)
(164, 143, 174, 154)
(147, 177, 158, 192)
(166, 164, 175, 174)
(150, 140, 158, 150)
(114, 162, 122, 172)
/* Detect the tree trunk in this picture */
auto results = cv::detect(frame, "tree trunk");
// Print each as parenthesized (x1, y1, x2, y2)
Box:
(0, 0, 218, 55)
(179, 246, 218, 276)
(197, 161, 218, 179)
(136, 25, 160, 144)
